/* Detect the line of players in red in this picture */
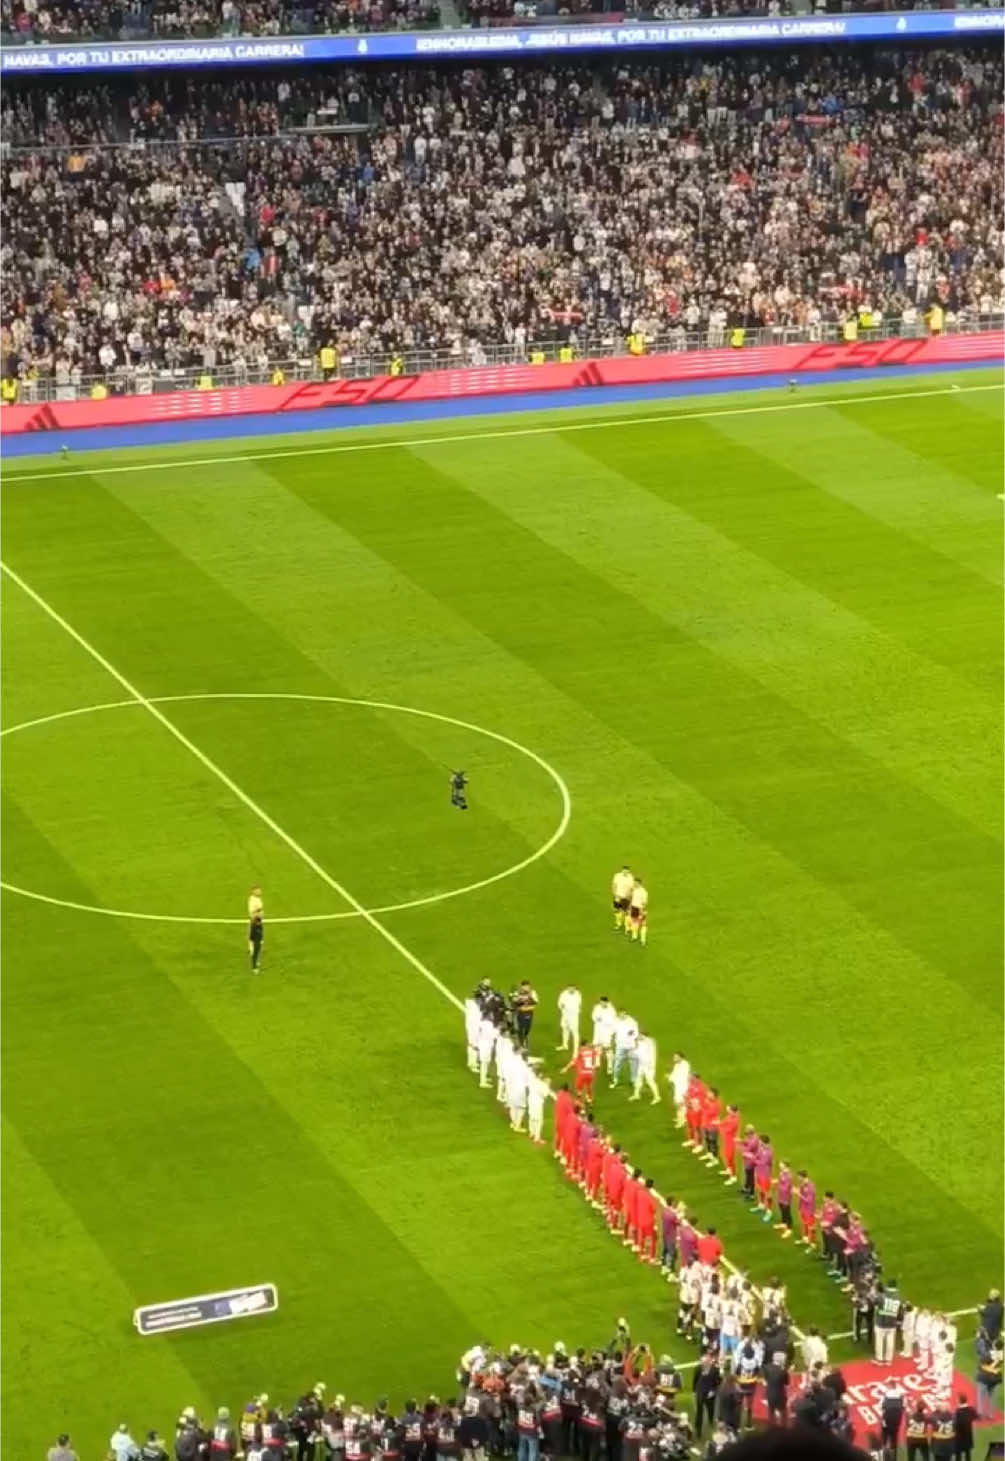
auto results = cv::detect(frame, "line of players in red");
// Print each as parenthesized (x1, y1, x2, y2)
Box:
(559, 1045, 870, 1280)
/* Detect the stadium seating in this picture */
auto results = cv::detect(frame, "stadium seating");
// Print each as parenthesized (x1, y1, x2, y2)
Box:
(1, 45, 1002, 391)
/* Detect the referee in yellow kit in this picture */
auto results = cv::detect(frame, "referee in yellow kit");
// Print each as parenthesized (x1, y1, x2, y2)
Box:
(248, 886, 264, 972)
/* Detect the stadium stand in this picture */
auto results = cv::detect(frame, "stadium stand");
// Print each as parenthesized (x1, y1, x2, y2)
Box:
(2, 44, 1001, 396)
(2, 0, 998, 43)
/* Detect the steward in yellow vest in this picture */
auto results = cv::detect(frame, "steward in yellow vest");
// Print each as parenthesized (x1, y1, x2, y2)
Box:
(270, 367, 286, 386)
(90, 382, 108, 400)
(319, 344, 337, 377)
(842, 316, 859, 344)
(529, 350, 546, 366)
(558, 345, 574, 364)
(388, 354, 404, 377)
(627, 332, 645, 356)
(195, 373, 213, 391)
(0, 377, 18, 404)
(729, 327, 745, 349)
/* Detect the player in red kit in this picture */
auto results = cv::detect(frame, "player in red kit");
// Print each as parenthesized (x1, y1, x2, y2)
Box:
(621, 1167, 640, 1246)
(719, 1104, 739, 1184)
(605, 1149, 626, 1231)
(553, 1084, 574, 1158)
(585, 1128, 606, 1206)
(684, 1074, 705, 1151)
(635, 1177, 659, 1263)
(561, 1103, 582, 1172)
(564, 1043, 601, 1102)
(699, 1086, 721, 1167)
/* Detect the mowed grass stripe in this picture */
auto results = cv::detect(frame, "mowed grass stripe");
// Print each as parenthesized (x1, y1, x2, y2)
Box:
(431, 427, 999, 843)
(605, 411, 1000, 696)
(3, 1120, 212, 1444)
(1, 812, 487, 1436)
(712, 400, 1003, 587)
(407, 432, 1001, 1002)
(259, 451, 1000, 1274)
(11, 456, 971, 1311)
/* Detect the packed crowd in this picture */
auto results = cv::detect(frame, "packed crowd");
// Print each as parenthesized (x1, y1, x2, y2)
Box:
(2, 43, 1003, 392)
(1, 0, 440, 46)
(4, 0, 995, 46)
(52, 1292, 1004, 1461)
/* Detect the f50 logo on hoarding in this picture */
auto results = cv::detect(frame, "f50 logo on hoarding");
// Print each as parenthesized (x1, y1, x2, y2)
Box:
(277, 376, 419, 411)
(794, 337, 929, 372)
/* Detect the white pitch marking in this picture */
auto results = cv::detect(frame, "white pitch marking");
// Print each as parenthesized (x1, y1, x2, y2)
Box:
(4, 383, 999, 483)
(1, 561, 464, 1012)
(1, 693, 571, 926)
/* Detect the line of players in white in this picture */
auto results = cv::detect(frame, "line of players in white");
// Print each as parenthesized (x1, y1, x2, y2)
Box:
(463, 990, 675, 1132)
(464, 1000, 552, 1139)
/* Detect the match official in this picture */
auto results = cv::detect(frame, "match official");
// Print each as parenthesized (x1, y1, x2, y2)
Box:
(248, 886, 264, 972)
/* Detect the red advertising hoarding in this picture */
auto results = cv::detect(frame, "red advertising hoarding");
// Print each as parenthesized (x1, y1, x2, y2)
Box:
(3, 331, 1001, 437)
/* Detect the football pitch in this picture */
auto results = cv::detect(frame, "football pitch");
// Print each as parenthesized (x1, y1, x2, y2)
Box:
(2, 370, 1002, 1457)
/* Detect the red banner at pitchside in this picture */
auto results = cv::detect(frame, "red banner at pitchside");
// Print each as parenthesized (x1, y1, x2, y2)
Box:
(2, 331, 1001, 437)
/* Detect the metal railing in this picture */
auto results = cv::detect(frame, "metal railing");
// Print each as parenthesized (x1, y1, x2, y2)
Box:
(9, 314, 1001, 404)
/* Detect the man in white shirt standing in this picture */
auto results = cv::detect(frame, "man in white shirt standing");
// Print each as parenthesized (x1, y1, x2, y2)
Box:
(556, 985, 582, 1057)
(610, 1011, 639, 1089)
(667, 1052, 690, 1127)
(630, 1031, 660, 1104)
(591, 995, 618, 1073)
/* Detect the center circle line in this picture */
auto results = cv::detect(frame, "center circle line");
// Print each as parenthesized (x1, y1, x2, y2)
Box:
(1, 692, 572, 925)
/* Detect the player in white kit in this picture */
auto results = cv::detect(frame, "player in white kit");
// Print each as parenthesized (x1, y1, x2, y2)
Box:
(477, 1015, 497, 1088)
(630, 1032, 661, 1104)
(591, 996, 618, 1073)
(464, 998, 482, 1074)
(495, 1030, 516, 1106)
(507, 1053, 529, 1132)
(526, 1059, 549, 1143)
(667, 1052, 690, 1127)
(556, 986, 582, 1056)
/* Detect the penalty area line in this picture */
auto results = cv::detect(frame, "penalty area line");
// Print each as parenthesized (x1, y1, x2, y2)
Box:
(0, 558, 463, 1015)
(4, 382, 999, 483)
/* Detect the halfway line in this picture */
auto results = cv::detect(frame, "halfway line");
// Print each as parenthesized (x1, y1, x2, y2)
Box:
(0, 559, 463, 1014)
(4, 382, 998, 483)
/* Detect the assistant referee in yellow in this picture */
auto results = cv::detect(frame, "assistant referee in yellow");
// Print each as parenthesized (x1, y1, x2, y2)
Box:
(248, 886, 264, 972)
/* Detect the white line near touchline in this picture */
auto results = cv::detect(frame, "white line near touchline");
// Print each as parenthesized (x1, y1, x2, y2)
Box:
(4, 382, 999, 483)
(0, 560, 463, 1015)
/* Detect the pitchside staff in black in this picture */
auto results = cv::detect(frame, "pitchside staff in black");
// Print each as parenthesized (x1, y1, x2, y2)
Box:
(450, 770, 468, 810)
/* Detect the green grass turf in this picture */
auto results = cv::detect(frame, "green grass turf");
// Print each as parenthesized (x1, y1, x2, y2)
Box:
(3, 370, 1002, 1457)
